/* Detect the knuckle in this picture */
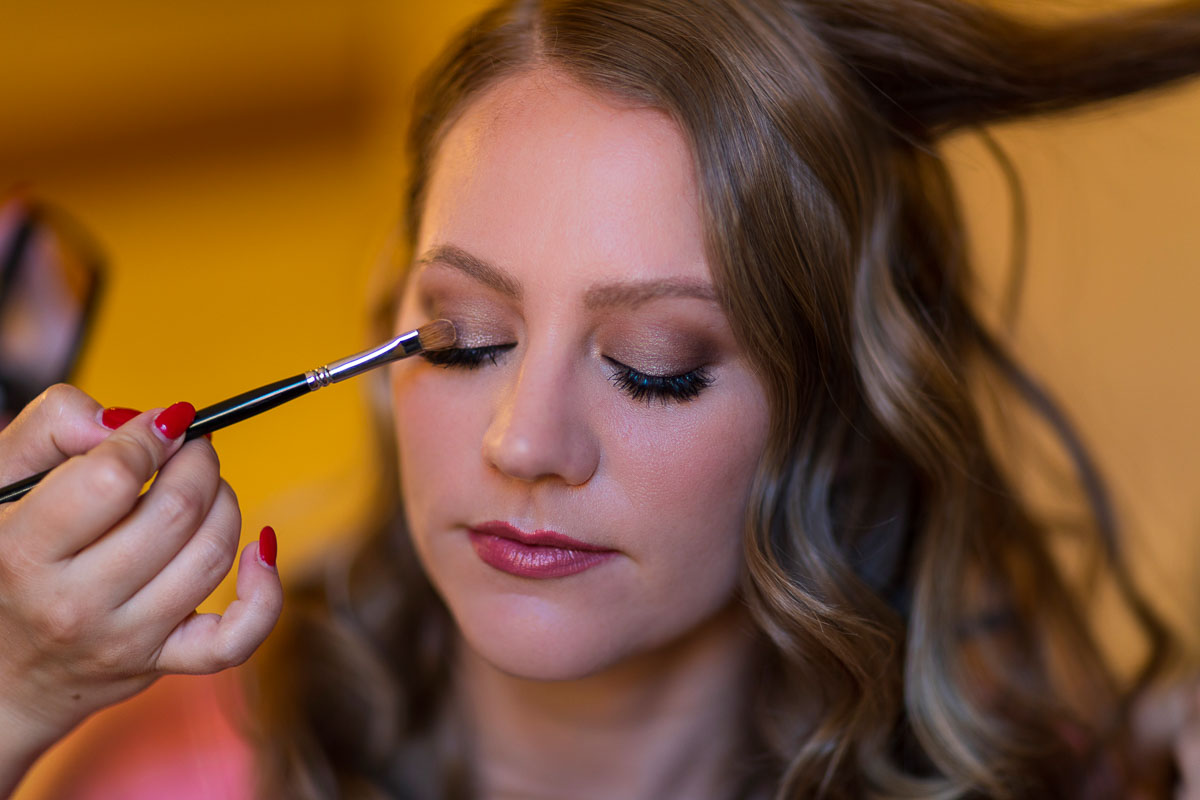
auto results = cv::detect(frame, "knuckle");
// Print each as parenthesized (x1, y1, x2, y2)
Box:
(215, 479, 240, 519)
(40, 383, 79, 415)
(195, 438, 222, 471)
(85, 640, 133, 675)
(0, 383, 89, 443)
(154, 483, 206, 532)
(179, 438, 220, 479)
(0, 537, 37, 585)
(35, 598, 86, 645)
(193, 451, 224, 497)
(213, 485, 242, 543)
(85, 453, 141, 499)
(195, 531, 237, 586)
(210, 632, 252, 671)
(122, 434, 162, 479)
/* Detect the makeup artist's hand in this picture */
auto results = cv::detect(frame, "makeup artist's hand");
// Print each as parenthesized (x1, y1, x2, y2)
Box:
(0, 384, 282, 796)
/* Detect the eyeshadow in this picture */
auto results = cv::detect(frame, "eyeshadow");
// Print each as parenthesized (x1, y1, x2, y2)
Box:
(412, 263, 735, 371)
(599, 324, 717, 375)
(415, 282, 517, 348)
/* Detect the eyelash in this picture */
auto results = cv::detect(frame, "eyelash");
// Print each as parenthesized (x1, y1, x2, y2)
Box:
(421, 344, 515, 368)
(604, 357, 712, 404)
(420, 345, 712, 404)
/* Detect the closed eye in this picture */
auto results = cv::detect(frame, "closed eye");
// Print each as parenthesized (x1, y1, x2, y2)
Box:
(603, 357, 712, 404)
(420, 344, 711, 404)
(421, 343, 516, 369)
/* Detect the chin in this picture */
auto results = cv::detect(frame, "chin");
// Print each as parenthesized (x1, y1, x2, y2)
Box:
(414, 528, 745, 682)
(449, 590, 646, 681)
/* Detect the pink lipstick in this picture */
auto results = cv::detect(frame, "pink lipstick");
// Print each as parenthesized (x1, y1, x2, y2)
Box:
(468, 521, 617, 579)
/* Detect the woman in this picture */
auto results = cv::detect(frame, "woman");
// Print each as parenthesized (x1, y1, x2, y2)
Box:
(4, 0, 1200, 798)
(250, 0, 1200, 797)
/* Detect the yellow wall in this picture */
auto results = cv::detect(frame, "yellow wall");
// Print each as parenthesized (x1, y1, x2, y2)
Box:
(2, 1, 1197, 796)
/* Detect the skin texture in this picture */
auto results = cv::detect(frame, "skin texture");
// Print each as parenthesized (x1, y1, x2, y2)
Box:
(389, 70, 771, 799)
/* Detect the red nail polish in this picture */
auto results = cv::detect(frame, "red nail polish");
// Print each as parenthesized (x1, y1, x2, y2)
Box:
(153, 402, 195, 439)
(100, 407, 140, 430)
(258, 526, 277, 568)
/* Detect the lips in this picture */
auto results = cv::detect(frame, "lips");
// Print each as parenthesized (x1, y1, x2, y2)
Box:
(467, 520, 617, 579)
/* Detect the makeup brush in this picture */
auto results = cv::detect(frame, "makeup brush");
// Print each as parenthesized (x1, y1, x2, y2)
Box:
(0, 319, 456, 504)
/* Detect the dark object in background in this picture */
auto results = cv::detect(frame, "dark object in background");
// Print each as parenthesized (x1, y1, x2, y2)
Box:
(0, 196, 104, 427)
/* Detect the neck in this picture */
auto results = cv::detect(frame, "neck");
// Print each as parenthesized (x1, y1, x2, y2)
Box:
(453, 601, 757, 800)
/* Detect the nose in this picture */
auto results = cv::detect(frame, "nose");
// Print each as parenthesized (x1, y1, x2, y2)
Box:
(481, 350, 600, 486)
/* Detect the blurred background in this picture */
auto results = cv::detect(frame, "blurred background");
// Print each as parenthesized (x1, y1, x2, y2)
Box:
(0, 0, 1196, 796)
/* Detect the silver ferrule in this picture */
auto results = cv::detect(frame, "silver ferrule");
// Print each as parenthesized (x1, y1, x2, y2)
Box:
(304, 365, 332, 390)
(309, 328, 423, 387)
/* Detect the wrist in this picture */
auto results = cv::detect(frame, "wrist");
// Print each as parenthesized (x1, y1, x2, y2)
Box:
(0, 694, 71, 798)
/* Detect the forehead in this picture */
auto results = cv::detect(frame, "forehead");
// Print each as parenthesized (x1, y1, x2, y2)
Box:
(418, 69, 709, 291)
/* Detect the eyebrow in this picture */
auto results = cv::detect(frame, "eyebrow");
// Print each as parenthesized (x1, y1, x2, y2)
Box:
(417, 244, 522, 299)
(416, 244, 719, 310)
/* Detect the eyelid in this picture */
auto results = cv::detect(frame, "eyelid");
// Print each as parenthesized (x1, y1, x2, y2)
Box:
(602, 355, 659, 378)
(601, 354, 703, 379)
(412, 289, 516, 340)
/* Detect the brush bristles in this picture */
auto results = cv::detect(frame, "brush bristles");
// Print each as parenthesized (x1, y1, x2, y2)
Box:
(416, 319, 457, 352)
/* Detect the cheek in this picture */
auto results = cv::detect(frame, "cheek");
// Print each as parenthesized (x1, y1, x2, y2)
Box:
(389, 279, 493, 533)
(603, 372, 769, 587)
(390, 361, 486, 542)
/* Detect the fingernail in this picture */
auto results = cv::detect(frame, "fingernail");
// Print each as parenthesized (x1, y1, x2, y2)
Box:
(100, 407, 140, 430)
(258, 526, 277, 568)
(204, 432, 213, 442)
(153, 401, 195, 439)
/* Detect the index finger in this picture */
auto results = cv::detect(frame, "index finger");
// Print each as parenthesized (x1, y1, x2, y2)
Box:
(10, 402, 197, 559)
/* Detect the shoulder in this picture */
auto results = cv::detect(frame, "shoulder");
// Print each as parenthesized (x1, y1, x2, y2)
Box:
(47, 672, 255, 800)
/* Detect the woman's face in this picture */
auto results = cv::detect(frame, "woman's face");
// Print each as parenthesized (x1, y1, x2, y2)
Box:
(391, 70, 770, 681)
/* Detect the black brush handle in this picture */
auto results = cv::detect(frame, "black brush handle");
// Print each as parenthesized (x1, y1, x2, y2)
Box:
(0, 468, 50, 504)
(0, 373, 313, 504)
(184, 373, 311, 440)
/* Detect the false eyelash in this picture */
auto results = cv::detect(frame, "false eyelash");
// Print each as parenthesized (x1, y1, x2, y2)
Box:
(605, 358, 712, 404)
(421, 343, 516, 369)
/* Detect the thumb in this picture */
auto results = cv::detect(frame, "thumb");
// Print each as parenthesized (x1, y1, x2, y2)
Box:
(0, 383, 115, 484)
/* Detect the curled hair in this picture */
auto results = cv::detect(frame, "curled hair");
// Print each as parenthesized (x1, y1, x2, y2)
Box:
(253, 1, 1200, 797)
